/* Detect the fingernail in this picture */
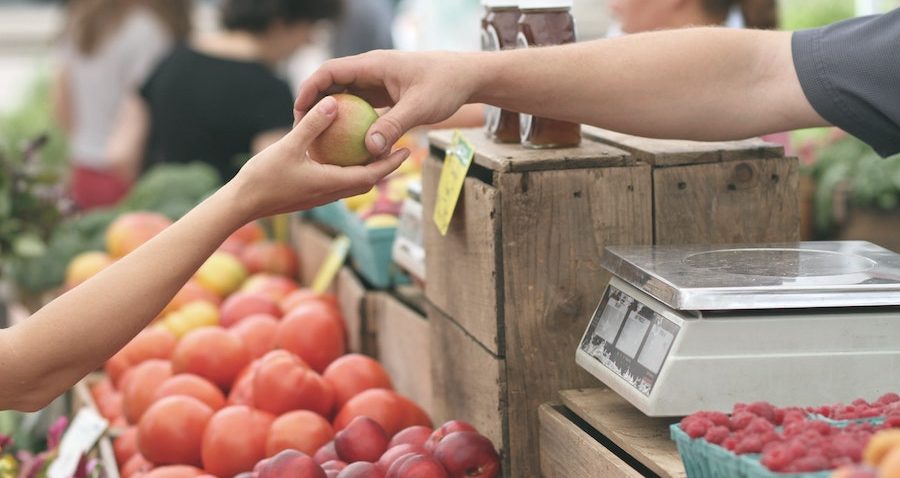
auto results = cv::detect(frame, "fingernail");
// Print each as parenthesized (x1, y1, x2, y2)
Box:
(371, 132, 386, 152)
(319, 97, 336, 115)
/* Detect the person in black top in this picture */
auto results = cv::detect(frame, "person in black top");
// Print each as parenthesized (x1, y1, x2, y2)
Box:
(108, 0, 340, 182)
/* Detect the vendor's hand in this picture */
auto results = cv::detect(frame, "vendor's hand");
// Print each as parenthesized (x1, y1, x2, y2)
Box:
(294, 50, 480, 157)
(230, 96, 409, 221)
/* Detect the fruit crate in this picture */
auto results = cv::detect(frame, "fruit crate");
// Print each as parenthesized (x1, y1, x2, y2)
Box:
(303, 202, 409, 289)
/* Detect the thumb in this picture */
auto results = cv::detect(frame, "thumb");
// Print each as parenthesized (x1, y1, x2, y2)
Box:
(365, 97, 422, 156)
(287, 96, 338, 147)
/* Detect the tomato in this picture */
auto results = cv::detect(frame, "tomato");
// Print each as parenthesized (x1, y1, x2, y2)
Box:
(121, 453, 153, 477)
(202, 406, 275, 478)
(229, 221, 266, 245)
(241, 274, 299, 302)
(138, 396, 213, 467)
(276, 304, 345, 373)
(322, 354, 393, 410)
(118, 328, 178, 369)
(220, 292, 281, 328)
(106, 349, 132, 389)
(153, 374, 226, 411)
(163, 280, 222, 316)
(91, 377, 124, 421)
(228, 314, 279, 359)
(334, 389, 431, 437)
(227, 361, 259, 407)
(240, 241, 299, 278)
(140, 465, 204, 478)
(253, 350, 334, 417)
(114, 427, 139, 466)
(123, 360, 173, 424)
(279, 292, 340, 325)
(266, 410, 335, 457)
(171, 327, 250, 391)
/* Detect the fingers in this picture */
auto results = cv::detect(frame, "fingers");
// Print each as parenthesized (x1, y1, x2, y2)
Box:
(326, 148, 410, 193)
(287, 96, 338, 147)
(365, 98, 425, 156)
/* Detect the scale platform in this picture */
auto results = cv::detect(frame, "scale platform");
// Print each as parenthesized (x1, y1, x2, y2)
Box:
(576, 241, 900, 416)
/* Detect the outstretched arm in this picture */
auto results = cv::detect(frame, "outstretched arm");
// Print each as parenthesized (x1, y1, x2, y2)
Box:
(295, 28, 827, 157)
(0, 97, 409, 412)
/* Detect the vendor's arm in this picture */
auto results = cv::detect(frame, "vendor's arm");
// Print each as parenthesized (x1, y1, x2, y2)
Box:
(0, 97, 408, 412)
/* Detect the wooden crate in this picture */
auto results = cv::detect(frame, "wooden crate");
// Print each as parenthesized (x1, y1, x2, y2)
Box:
(290, 215, 337, 291)
(368, 290, 433, 416)
(423, 129, 651, 477)
(583, 126, 800, 244)
(540, 388, 685, 478)
(422, 128, 798, 477)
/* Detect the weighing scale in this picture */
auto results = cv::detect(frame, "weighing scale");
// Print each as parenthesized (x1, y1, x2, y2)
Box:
(576, 241, 900, 417)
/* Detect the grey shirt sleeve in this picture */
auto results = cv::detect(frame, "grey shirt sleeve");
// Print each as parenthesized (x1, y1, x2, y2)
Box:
(792, 9, 900, 157)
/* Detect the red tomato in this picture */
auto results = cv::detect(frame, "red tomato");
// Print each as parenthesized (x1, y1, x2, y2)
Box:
(240, 241, 299, 277)
(153, 374, 226, 411)
(171, 327, 250, 391)
(323, 354, 394, 410)
(114, 427, 139, 466)
(202, 406, 275, 478)
(123, 360, 173, 424)
(266, 410, 335, 457)
(140, 465, 204, 478)
(121, 453, 153, 478)
(279, 290, 339, 316)
(334, 389, 431, 437)
(220, 292, 281, 328)
(276, 304, 345, 373)
(227, 360, 259, 407)
(138, 396, 213, 467)
(253, 350, 334, 417)
(228, 314, 279, 359)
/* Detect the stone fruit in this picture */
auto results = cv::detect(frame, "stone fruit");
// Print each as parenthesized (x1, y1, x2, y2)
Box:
(377, 445, 428, 472)
(229, 221, 266, 245)
(65, 251, 114, 289)
(138, 396, 213, 467)
(202, 406, 275, 478)
(277, 304, 346, 373)
(253, 350, 334, 416)
(308, 94, 379, 167)
(335, 389, 431, 437)
(280, 289, 340, 315)
(337, 462, 385, 478)
(171, 327, 250, 391)
(228, 314, 280, 359)
(424, 421, 477, 453)
(240, 241, 300, 278)
(106, 212, 172, 258)
(220, 292, 281, 328)
(433, 432, 500, 478)
(162, 301, 220, 338)
(864, 430, 900, 465)
(123, 359, 173, 424)
(389, 427, 433, 450)
(114, 426, 139, 465)
(195, 252, 248, 297)
(258, 449, 326, 478)
(153, 374, 226, 411)
(386, 453, 448, 478)
(241, 274, 299, 302)
(266, 410, 335, 457)
(323, 354, 394, 410)
(162, 280, 221, 316)
(322, 460, 348, 473)
(315, 441, 340, 465)
(335, 416, 389, 464)
(141, 465, 204, 478)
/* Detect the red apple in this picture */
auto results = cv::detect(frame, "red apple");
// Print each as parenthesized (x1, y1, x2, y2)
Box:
(322, 460, 348, 472)
(337, 462, 385, 478)
(377, 445, 427, 472)
(424, 421, 477, 453)
(315, 441, 340, 465)
(258, 449, 326, 478)
(335, 416, 389, 463)
(220, 292, 281, 328)
(433, 432, 500, 478)
(387, 454, 447, 478)
(388, 426, 433, 450)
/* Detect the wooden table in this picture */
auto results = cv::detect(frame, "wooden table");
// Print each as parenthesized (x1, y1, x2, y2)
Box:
(540, 388, 686, 478)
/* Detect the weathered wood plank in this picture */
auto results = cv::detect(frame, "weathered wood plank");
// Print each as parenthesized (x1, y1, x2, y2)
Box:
(539, 403, 642, 478)
(583, 126, 784, 167)
(499, 165, 653, 478)
(335, 267, 368, 354)
(422, 155, 503, 354)
(290, 216, 336, 291)
(428, 128, 633, 173)
(653, 157, 800, 244)
(561, 388, 686, 478)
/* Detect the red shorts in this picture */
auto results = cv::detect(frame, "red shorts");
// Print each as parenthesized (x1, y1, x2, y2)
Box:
(70, 165, 131, 211)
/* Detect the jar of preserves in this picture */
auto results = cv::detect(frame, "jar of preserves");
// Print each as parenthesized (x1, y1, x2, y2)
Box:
(482, 0, 521, 143)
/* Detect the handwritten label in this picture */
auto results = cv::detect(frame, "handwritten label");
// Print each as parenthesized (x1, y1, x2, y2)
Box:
(311, 235, 350, 294)
(433, 131, 475, 236)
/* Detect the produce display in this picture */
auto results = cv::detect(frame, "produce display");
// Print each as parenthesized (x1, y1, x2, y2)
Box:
(67, 213, 501, 478)
(674, 394, 900, 476)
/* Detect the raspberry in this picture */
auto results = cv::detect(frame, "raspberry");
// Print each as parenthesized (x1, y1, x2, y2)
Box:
(808, 421, 833, 436)
(747, 401, 778, 423)
(782, 410, 807, 426)
(735, 435, 764, 454)
(759, 431, 781, 446)
(731, 412, 756, 430)
(787, 440, 809, 458)
(761, 444, 794, 471)
(878, 392, 900, 405)
(732, 402, 748, 415)
(884, 415, 900, 429)
(784, 421, 808, 437)
(705, 412, 731, 429)
(830, 456, 854, 469)
(746, 418, 775, 434)
(703, 426, 730, 445)
(853, 398, 870, 407)
(722, 436, 739, 451)
(786, 453, 830, 472)
(860, 407, 882, 418)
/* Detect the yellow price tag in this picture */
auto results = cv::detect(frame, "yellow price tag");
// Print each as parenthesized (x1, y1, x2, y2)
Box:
(433, 131, 475, 236)
(311, 235, 351, 294)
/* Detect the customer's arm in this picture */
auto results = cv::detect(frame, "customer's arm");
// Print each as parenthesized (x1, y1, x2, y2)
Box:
(0, 96, 409, 412)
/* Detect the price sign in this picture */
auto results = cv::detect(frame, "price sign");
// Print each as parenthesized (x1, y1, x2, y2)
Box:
(433, 131, 475, 236)
(311, 235, 351, 294)
(47, 408, 107, 478)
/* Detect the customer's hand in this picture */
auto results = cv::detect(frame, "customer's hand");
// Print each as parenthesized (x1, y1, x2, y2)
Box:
(230, 96, 409, 221)
(294, 50, 481, 157)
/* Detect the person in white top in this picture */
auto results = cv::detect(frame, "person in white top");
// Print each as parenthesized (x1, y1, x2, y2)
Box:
(52, 0, 191, 210)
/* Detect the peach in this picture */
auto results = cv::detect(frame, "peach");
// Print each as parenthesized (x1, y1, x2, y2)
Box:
(425, 421, 477, 453)
(257, 450, 325, 478)
(106, 212, 172, 258)
(335, 416, 389, 464)
(241, 273, 300, 302)
(229, 314, 280, 359)
(315, 441, 340, 465)
(386, 454, 447, 478)
(433, 432, 500, 478)
(388, 427, 433, 450)
(377, 445, 427, 472)
(337, 462, 384, 478)
(308, 94, 379, 167)
(162, 280, 221, 316)
(220, 292, 281, 328)
(240, 241, 300, 278)
(195, 252, 247, 297)
(65, 251, 114, 289)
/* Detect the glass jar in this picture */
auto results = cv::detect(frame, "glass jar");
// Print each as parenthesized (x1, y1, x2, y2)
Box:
(481, 0, 522, 143)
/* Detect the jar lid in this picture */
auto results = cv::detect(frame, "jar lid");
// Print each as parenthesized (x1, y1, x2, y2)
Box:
(481, 0, 519, 6)
(518, 0, 572, 8)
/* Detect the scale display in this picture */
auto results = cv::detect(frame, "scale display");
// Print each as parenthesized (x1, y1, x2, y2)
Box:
(580, 285, 679, 396)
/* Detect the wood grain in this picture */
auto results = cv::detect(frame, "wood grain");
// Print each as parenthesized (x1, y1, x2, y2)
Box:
(583, 126, 784, 167)
(422, 155, 504, 354)
(653, 157, 800, 244)
(561, 388, 686, 478)
(428, 128, 633, 173)
(290, 216, 337, 291)
(427, 301, 507, 459)
(498, 165, 653, 478)
(539, 403, 643, 478)
(371, 292, 434, 415)
(335, 267, 368, 354)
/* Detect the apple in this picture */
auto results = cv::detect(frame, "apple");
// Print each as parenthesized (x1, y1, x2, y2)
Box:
(389, 427, 433, 450)
(258, 449, 326, 478)
(386, 454, 448, 478)
(433, 432, 500, 478)
(241, 241, 300, 278)
(377, 445, 427, 472)
(322, 460, 348, 472)
(337, 462, 385, 478)
(335, 416, 389, 463)
(315, 441, 340, 465)
(220, 292, 281, 328)
(106, 212, 172, 258)
(308, 94, 379, 167)
(424, 421, 477, 453)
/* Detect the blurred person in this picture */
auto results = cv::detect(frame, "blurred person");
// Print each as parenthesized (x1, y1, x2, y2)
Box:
(53, 0, 192, 210)
(331, 0, 395, 58)
(108, 0, 341, 183)
(609, 0, 777, 33)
